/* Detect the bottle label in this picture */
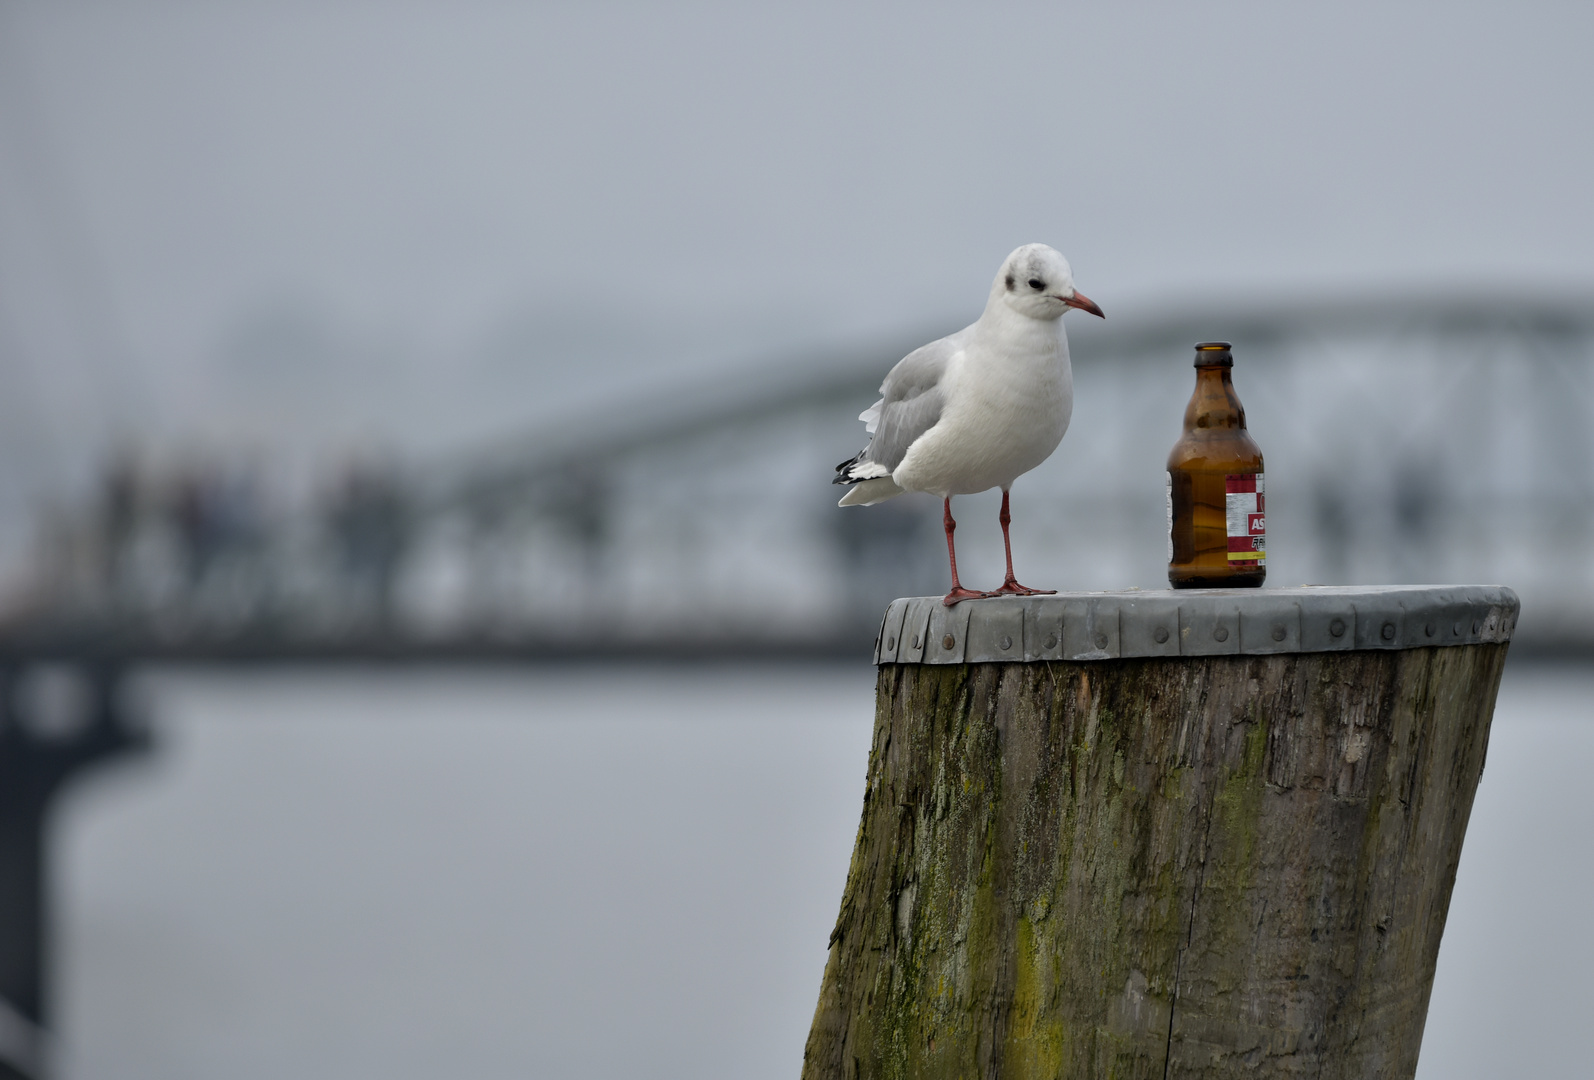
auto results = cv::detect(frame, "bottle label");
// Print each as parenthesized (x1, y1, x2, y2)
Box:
(1225, 473, 1266, 565)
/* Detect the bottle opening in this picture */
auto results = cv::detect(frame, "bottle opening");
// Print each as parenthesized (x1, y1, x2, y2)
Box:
(1193, 341, 1233, 367)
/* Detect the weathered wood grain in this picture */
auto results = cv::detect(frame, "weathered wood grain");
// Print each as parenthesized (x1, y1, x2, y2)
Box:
(802, 644, 1509, 1079)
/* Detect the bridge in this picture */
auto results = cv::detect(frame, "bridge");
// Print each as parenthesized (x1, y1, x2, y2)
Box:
(9, 292, 1594, 661)
(1, 291, 1592, 1076)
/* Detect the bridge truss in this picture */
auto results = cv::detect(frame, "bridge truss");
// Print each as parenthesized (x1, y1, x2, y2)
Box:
(5, 293, 1592, 660)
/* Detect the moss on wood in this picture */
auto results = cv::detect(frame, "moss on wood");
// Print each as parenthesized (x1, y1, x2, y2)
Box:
(802, 645, 1508, 1080)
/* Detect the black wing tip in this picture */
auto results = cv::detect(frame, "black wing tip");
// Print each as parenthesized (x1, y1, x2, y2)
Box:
(833, 453, 863, 485)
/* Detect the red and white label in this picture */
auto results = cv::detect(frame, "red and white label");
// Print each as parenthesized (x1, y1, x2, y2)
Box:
(1225, 473, 1266, 565)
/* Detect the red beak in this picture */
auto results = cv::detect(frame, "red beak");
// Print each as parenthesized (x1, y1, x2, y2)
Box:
(1062, 290, 1104, 319)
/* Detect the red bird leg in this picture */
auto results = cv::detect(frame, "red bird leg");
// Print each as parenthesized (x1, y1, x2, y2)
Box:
(942, 497, 991, 605)
(994, 490, 1055, 597)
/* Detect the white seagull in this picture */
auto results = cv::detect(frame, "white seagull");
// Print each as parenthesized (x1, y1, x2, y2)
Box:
(834, 243, 1103, 605)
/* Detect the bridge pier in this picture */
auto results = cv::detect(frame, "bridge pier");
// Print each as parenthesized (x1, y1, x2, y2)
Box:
(0, 663, 147, 1080)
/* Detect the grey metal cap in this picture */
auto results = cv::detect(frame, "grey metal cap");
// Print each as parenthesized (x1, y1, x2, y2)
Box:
(873, 585, 1519, 665)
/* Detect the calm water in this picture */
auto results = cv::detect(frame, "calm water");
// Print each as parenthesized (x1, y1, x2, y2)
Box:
(53, 661, 1592, 1079)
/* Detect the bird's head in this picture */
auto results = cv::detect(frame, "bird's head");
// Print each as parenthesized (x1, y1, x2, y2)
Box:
(993, 244, 1104, 322)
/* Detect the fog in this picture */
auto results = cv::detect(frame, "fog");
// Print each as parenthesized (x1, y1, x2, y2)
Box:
(3, 2, 1591, 478)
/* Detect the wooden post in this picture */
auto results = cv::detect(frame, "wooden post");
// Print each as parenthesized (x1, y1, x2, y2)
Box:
(803, 586, 1518, 1080)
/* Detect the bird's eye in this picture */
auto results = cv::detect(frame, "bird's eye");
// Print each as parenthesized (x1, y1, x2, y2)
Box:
(1028, 278, 1045, 290)
(1005, 274, 1015, 291)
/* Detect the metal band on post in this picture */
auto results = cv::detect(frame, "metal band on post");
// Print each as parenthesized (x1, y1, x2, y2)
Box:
(873, 585, 1518, 664)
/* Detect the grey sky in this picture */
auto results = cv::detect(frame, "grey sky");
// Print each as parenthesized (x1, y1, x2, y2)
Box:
(1, 1, 1591, 473)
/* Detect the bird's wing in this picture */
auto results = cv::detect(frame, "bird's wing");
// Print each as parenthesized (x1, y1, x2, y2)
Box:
(838, 329, 963, 481)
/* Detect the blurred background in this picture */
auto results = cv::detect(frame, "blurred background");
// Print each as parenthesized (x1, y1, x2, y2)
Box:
(0, 1, 1590, 1076)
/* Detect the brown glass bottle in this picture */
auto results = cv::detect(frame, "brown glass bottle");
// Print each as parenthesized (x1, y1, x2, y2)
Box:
(1167, 342, 1265, 588)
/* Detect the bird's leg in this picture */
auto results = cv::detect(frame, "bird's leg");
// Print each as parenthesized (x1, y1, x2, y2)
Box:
(942, 497, 992, 605)
(993, 490, 1056, 597)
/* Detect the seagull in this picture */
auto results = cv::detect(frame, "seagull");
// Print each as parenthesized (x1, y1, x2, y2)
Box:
(834, 244, 1103, 605)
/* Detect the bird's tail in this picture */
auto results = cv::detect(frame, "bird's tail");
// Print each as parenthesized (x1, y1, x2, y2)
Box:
(834, 451, 903, 506)
(837, 476, 905, 507)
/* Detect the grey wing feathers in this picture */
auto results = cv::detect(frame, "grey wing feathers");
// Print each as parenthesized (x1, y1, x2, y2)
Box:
(834, 332, 959, 485)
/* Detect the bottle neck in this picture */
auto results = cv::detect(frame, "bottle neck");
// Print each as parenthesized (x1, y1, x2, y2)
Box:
(1184, 364, 1247, 431)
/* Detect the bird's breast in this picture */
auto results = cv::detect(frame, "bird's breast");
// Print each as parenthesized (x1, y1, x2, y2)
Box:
(955, 345, 1072, 435)
(887, 312, 1077, 496)
(894, 347, 1072, 493)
